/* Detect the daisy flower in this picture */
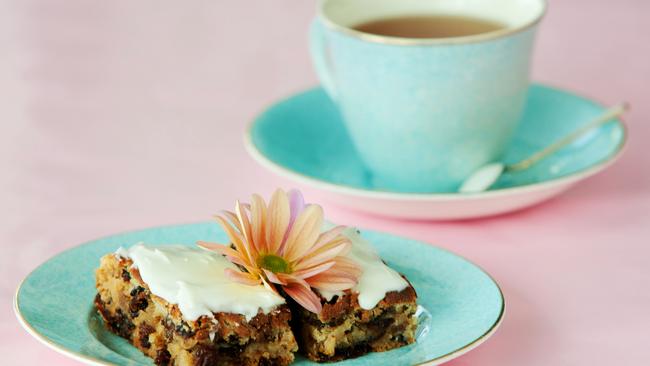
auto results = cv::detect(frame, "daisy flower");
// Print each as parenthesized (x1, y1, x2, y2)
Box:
(198, 189, 361, 313)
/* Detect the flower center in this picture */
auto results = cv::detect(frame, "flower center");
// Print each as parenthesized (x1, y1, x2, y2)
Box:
(258, 254, 291, 274)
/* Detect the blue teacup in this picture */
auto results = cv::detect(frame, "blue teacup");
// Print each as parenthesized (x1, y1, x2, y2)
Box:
(311, 0, 546, 193)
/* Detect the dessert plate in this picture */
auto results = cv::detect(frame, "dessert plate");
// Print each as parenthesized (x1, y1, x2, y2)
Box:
(15, 223, 503, 366)
(246, 84, 626, 220)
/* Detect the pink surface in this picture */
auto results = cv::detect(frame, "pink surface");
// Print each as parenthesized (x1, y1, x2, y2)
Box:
(2, 0, 649, 365)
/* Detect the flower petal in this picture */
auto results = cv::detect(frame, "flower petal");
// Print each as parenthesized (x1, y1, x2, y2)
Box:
(220, 210, 244, 236)
(329, 256, 363, 278)
(282, 189, 306, 248)
(214, 215, 252, 263)
(288, 189, 305, 227)
(306, 256, 361, 292)
(197, 241, 249, 267)
(270, 273, 324, 313)
(283, 281, 322, 314)
(297, 238, 350, 270)
(293, 261, 335, 280)
(306, 270, 358, 292)
(250, 194, 268, 253)
(313, 235, 351, 256)
(266, 189, 290, 254)
(196, 240, 229, 251)
(236, 200, 256, 259)
(310, 225, 347, 253)
(311, 269, 357, 283)
(263, 269, 287, 285)
(224, 268, 261, 286)
(283, 204, 324, 261)
(307, 276, 357, 292)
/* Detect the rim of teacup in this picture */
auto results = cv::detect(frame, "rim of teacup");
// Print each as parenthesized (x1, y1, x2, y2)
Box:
(317, 0, 548, 46)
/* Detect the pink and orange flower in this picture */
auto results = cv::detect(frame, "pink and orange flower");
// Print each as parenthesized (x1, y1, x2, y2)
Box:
(198, 189, 361, 313)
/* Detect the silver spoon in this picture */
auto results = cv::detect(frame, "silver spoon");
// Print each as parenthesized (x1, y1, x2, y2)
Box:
(459, 103, 628, 193)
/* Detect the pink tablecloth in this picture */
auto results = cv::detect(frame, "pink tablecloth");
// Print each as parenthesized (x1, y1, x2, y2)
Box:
(2, 0, 649, 364)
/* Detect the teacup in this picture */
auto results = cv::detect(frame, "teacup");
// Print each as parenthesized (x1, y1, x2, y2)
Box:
(311, 0, 546, 193)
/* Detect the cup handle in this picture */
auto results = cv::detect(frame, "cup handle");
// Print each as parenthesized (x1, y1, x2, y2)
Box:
(310, 20, 337, 101)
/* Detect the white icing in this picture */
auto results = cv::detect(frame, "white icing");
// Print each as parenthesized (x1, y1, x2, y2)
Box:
(115, 243, 285, 321)
(319, 227, 409, 310)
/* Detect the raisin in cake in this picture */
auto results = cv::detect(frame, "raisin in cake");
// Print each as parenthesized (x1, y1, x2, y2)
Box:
(95, 244, 298, 366)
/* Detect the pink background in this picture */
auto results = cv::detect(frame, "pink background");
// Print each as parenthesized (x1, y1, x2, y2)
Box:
(2, 0, 649, 365)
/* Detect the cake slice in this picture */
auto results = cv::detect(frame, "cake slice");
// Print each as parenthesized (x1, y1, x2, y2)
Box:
(293, 228, 418, 362)
(95, 189, 419, 365)
(95, 244, 298, 366)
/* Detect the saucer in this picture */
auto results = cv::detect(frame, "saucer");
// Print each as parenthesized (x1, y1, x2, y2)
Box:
(15, 223, 504, 366)
(245, 84, 626, 220)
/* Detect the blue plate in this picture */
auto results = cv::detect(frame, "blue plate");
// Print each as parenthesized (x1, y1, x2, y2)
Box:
(15, 223, 503, 365)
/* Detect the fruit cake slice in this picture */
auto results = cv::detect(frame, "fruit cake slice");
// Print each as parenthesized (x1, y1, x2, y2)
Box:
(95, 244, 298, 366)
(293, 228, 418, 362)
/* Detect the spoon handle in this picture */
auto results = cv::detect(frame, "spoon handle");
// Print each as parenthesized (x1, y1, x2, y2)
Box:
(505, 103, 628, 172)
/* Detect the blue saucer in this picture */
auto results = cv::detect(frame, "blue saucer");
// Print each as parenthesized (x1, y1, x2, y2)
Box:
(248, 84, 625, 193)
(15, 223, 503, 365)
